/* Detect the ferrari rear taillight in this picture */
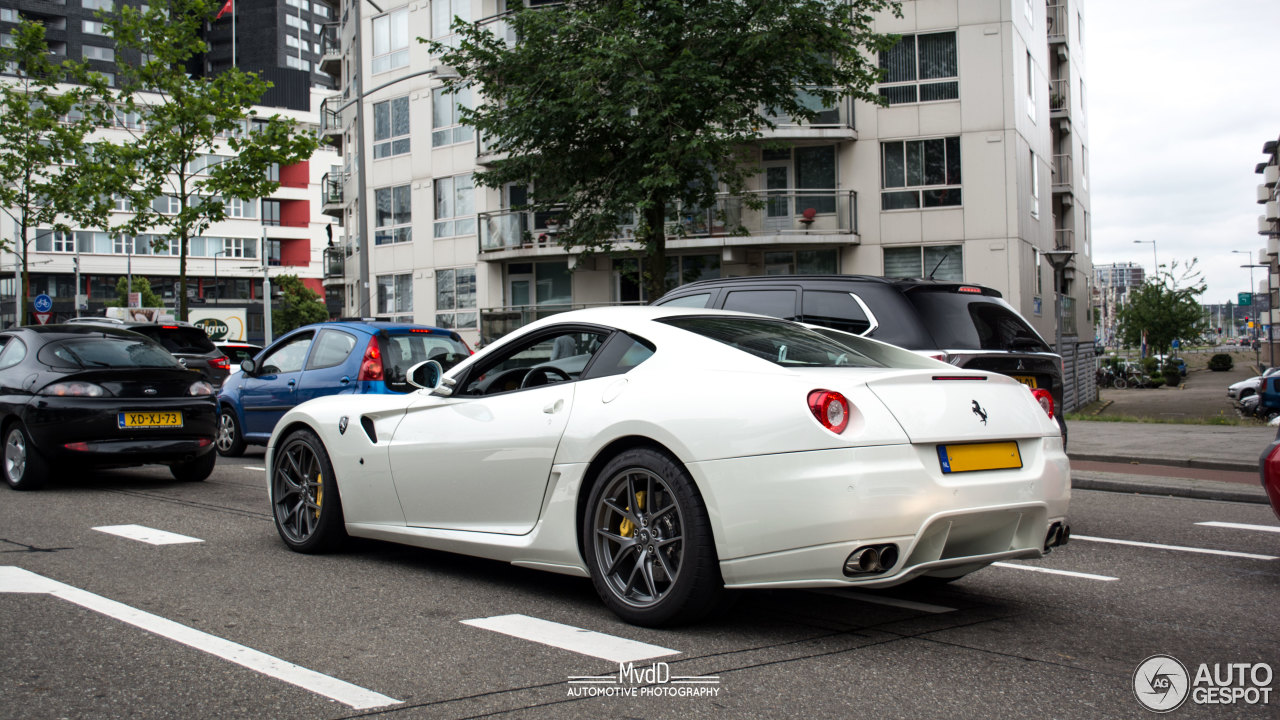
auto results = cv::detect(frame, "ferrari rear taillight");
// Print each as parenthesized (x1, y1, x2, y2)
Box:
(1031, 388, 1055, 419)
(357, 337, 383, 381)
(807, 389, 850, 434)
(1263, 444, 1280, 521)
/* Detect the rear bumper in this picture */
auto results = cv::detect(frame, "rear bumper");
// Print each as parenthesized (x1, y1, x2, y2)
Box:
(23, 397, 217, 466)
(689, 436, 1070, 588)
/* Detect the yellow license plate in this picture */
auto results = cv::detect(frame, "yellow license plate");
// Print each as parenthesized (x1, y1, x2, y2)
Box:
(118, 411, 183, 429)
(1012, 375, 1038, 389)
(938, 441, 1022, 474)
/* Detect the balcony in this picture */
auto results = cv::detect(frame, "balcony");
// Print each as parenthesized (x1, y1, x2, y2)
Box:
(319, 23, 341, 76)
(1047, 2, 1068, 44)
(1049, 78, 1069, 116)
(475, 12, 518, 49)
(1052, 154, 1073, 194)
(321, 171, 345, 218)
(319, 96, 343, 150)
(323, 245, 345, 281)
(481, 301, 646, 344)
(476, 131, 507, 166)
(757, 92, 856, 141)
(478, 190, 859, 257)
(1054, 228, 1074, 251)
(1259, 216, 1277, 237)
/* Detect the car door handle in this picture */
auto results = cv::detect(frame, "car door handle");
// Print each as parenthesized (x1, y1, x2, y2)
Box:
(543, 399, 564, 414)
(287, 380, 296, 388)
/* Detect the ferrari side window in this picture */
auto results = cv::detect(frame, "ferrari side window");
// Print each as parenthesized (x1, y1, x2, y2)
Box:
(579, 333, 655, 380)
(461, 328, 610, 395)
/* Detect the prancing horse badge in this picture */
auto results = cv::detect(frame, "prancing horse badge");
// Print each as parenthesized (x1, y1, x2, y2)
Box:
(339, 416, 348, 435)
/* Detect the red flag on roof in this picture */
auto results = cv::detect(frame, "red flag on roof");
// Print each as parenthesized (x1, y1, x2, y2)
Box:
(216, 0, 233, 20)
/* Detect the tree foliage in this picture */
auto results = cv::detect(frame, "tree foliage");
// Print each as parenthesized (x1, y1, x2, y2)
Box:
(272, 274, 329, 335)
(1116, 260, 1207, 356)
(431, 0, 899, 299)
(100, 0, 319, 321)
(0, 20, 109, 321)
(106, 275, 164, 308)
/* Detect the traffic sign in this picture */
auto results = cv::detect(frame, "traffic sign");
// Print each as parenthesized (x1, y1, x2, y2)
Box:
(33, 294, 52, 313)
(1239, 292, 1253, 307)
(34, 311, 52, 325)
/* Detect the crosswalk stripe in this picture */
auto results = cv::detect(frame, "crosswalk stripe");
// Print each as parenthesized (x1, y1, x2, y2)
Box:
(93, 525, 202, 545)
(461, 614, 679, 663)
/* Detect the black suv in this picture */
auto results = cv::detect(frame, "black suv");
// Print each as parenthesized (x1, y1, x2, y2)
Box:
(653, 275, 1066, 442)
(67, 318, 230, 388)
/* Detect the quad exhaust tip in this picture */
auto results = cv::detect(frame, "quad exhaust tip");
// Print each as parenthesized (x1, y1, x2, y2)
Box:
(843, 544, 900, 576)
(1044, 522, 1071, 551)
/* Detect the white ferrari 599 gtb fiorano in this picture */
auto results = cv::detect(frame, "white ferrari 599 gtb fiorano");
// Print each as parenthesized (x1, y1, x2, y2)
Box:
(266, 307, 1070, 626)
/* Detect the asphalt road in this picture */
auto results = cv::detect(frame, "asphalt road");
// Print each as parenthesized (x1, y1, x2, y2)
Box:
(3, 453, 1278, 719)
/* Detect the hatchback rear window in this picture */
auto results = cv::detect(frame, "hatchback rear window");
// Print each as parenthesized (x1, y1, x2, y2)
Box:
(381, 332, 471, 391)
(131, 326, 217, 353)
(39, 337, 183, 369)
(905, 292, 1050, 352)
(660, 316, 885, 368)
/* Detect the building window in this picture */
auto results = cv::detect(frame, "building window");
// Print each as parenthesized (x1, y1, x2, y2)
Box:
(763, 249, 837, 276)
(1030, 150, 1039, 218)
(432, 86, 473, 147)
(373, 96, 410, 158)
(375, 185, 412, 245)
(152, 195, 180, 214)
(377, 273, 413, 316)
(224, 237, 256, 259)
(431, 0, 470, 49)
(261, 199, 281, 226)
(83, 45, 115, 62)
(1033, 247, 1042, 297)
(878, 31, 958, 105)
(371, 8, 409, 74)
(883, 244, 963, 282)
(285, 55, 311, 72)
(433, 173, 475, 238)
(82, 0, 114, 10)
(1026, 51, 1035, 121)
(35, 230, 74, 253)
(880, 137, 962, 210)
(82, 19, 111, 36)
(435, 266, 477, 329)
(228, 197, 257, 219)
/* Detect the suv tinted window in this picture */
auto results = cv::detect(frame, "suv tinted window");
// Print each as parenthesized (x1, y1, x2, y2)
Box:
(800, 291, 873, 335)
(660, 292, 713, 308)
(133, 326, 216, 353)
(721, 289, 798, 319)
(906, 292, 1050, 352)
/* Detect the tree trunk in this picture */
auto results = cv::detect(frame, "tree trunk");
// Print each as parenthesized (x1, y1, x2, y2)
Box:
(19, 220, 29, 326)
(643, 202, 667, 302)
(178, 230, 188, 321)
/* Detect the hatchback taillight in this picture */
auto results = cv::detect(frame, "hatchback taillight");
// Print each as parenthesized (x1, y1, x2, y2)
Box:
(807, 389, 850, 434)
(210, 356, 230, 371)
(357, 337, 383, 382)
(1031, 388, 1055, 419)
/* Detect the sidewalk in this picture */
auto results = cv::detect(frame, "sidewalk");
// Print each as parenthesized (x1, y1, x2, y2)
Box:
(1066, 420, 1272, 504)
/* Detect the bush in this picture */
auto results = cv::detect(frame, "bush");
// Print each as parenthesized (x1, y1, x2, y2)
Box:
(1141, 357, 1160, 375)
(1163, 370, 1181, 387)
(1208, 354, 1234, 371)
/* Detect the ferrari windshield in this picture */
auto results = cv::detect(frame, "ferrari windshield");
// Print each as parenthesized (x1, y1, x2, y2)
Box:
(659, 316, 887, 368)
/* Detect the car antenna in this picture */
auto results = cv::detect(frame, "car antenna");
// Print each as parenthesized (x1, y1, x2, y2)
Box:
(927, 251, 950, 279)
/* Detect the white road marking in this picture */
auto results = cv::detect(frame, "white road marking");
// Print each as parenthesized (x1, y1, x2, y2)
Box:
(0, 567, 399, 710)
(809, 589, 957, 614)
(1072, 534, 1278, 561)
(461, 614, 679, 663)
(1196, 521, 1280, 534)
(992, 562, 1118, 581)
(245, 466, 266, 472)
(93, 525, 203, 545)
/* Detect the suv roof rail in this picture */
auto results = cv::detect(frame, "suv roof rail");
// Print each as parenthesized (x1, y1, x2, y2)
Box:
(66, 317, 123, 324)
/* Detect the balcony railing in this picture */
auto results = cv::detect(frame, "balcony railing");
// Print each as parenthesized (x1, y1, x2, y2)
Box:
(320, 96, 343, 136)
(475, 12, 518, 48)
(1049, 78, 1069, 113)
(1054, 228, 1074, 251)
(1047, 2, 1068, 43)
(480, 301, 647, 344)
(1052, 154, 1072, 192)
(759, 89, 854, 131)
(478, 190, 858, 253)
(319, 23, 340, 59)
(321, 171, 345, 206)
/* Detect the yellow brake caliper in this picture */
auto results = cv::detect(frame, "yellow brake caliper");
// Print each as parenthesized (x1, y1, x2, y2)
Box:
(617, 491, 646, 538)
(313, 472, 323, 519)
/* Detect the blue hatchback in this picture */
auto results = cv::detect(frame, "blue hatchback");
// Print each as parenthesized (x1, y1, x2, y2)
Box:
(215, 320, 471, 456)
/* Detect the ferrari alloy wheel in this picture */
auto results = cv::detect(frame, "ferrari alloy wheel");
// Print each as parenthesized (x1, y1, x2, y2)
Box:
(3, 423, 48, 491)
(216, 408, 246, 457)
(584, 448, 722, 627)
(271, 428, 346, 553)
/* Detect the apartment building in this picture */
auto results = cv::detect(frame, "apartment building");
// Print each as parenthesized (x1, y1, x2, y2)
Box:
(1255, 136, 1280, 363)
(1091, 262, 1144, 348)
(322, 0, 1096, 405)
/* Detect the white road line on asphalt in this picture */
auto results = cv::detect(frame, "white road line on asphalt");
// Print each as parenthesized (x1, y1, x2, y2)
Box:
(992, 562, 1118, 581)
(1072, 534, 1278, 561)
(461, 614, 679, 663)
(0, 566, 400, 710)
(809, 589, 957, 614)
(245, 467, 266, 472)
(1196, 521, 1280, 534)
(92, 525, 203, 545)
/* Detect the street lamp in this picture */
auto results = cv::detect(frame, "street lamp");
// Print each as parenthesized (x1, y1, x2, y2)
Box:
(1242, 262, 1268, 369)
(212, 249, 227, 303)
(1043, 250, 1076, 358)
(1133, 239, 1157, 278)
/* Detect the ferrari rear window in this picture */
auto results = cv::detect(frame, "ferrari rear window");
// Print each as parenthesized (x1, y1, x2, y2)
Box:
(659, 316, 886, 368)
(39, 337, 184, 369)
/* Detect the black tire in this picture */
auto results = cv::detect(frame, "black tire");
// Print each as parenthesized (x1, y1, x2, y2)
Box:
(1112, 377, 1127, 389)
(271, 428, 346, 553)
(170, 450, 216, 482)
(216, 406, 246, 457)
(582, 447, 722, 627)
(3, 422, 49, 491)
(1240, 389, 1256, 401)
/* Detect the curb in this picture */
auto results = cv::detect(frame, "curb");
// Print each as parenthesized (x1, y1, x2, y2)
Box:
(1073, 472, 1269, 505)
(1068, 453, 1258, 475)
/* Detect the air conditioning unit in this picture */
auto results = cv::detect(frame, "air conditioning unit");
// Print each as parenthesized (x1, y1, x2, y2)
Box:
(1266, 165, 1280, 188)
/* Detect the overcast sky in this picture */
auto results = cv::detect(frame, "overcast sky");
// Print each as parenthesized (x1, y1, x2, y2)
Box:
(1088, 0, 1280, 307)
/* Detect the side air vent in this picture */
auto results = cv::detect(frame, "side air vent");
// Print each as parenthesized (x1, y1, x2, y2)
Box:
(361, 416, 377, 443)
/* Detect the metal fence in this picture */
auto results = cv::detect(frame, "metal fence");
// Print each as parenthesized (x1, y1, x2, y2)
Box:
(1061, 339, 1098, 413)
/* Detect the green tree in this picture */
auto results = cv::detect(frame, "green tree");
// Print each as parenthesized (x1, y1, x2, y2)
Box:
(272, 274, 328, 335)
(105, 276, 164, 308)
(0, 20, 110, 322)
(1116, 260, 1207, 357)
(431, 0, 898, 300)
(103, 0, 319, 321)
